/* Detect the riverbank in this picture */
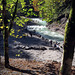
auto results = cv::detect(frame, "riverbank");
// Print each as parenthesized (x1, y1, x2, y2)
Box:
(46, 17, 67, 35)
(0, 18, 75, 74)
(0, 19, 75, 64)
(0, 33, 75, 75)
(0, 27, 75, 66)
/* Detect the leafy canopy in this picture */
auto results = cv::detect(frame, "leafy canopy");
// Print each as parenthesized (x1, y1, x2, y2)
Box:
(0, 0, 37, 37)
(37, 0, 67, 22)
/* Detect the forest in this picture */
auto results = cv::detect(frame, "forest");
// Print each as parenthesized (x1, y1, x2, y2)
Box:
(0, 0, 75, 75)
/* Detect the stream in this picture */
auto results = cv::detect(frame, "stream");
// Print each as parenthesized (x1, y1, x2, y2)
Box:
(27, 18, 64, 43)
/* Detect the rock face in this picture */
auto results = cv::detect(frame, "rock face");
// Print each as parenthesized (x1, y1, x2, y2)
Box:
(46, 17, 67, 35)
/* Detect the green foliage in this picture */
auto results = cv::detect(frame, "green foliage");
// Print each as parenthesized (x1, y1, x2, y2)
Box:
(14, 16, 30, 27)
(38, 0, 68, 22)
(0, 0, 2, 20)
(16, 49, 23, 57)
(10, 28, 15, 36)
(0, 0, 37, 35)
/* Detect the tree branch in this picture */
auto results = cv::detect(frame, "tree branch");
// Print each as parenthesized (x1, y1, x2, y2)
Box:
(9, 0, 18, 33)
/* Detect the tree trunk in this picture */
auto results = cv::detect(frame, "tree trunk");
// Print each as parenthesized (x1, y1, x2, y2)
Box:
(3, 25, 9, 67)
(60, 0, 75, 75)
(2, 0, 18, 68)
(0, 53, 1, 64)
(2, 0, 18, 67)
(2, 0, 9, 67)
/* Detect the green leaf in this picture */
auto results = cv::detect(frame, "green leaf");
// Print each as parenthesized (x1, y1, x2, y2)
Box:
(0, 26, 4, 29)
(28, 8, 33, 11)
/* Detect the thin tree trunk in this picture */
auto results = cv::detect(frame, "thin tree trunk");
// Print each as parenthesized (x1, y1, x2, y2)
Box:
(60, 0, 75, 75)
(2, 0, 18, 68)
(3, 25, 9, 67)
(2, 0, 9, 67)
(0, 53, 1, 64)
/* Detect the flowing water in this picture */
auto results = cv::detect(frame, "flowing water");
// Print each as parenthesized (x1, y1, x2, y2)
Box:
(27, 18, 64, 43)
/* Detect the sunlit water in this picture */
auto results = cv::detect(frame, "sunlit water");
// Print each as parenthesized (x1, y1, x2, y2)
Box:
(27, 18, 64, 43)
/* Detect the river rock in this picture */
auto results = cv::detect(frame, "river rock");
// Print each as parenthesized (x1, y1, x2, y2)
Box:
(55, 28, 60, 31)
(40, 47, 47, 50)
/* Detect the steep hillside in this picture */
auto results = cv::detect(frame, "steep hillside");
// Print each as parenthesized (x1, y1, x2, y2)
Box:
(46, 17, 68, 35)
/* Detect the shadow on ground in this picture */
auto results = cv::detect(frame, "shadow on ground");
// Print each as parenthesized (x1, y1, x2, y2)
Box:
(8, 65, 36, 75)
(0, 33, 49, 60)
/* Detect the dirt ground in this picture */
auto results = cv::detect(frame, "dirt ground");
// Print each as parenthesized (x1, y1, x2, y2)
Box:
(0, 58, 75, 75)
